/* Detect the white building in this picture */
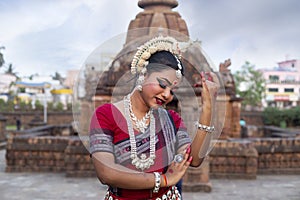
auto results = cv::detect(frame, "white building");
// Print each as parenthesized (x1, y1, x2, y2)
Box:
(16, 76, 61, 107)
(261, 59, 300, 108)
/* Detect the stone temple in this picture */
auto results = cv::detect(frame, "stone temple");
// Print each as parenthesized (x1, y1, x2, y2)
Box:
(78, 0, 242, 192)
(80, 0, 241, 140)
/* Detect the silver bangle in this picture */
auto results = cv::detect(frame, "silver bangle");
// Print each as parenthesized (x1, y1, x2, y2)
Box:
(153, 172, 161, 193)
(195, 122, 215, 133)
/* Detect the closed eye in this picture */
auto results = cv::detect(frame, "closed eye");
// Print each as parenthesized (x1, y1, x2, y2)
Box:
(157, 78, 178, 96)
(157, 78, 167, 89)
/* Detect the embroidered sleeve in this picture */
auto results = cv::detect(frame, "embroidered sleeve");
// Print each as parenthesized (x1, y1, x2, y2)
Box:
(89, 104, 114, 154)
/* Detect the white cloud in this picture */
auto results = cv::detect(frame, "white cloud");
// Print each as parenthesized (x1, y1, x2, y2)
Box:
(0, 0, 299, 76)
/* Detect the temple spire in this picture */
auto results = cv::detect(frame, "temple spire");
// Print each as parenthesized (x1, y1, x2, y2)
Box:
(138, 0, 178, 9)
(126, 0, 188, 43)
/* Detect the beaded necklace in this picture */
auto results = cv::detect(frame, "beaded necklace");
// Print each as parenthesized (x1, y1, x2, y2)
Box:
(127, 97, 151, 133)
(123, 94, 156, 171)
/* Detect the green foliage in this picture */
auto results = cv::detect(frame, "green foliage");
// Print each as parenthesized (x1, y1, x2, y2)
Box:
(0, 46, 5, 68)
(0, 99, 6, 111)
(51, 71, 64, 84)
(0, 98, 72, 112)
(0, 100, 15, 112)
(18, 87, 26, 93)
(234, 61, 266, 109)
(54, 102, 64, 111)
(4, 63, 19, 79)
(263, 106, 300, 127)
(0, 98, 33, 112)
(289, 106, 300, 126)
(47, 102, 54, 111)
(35, 100, 44, 110)
(66, 102, 72, 111)
(19, 101, 28, 111)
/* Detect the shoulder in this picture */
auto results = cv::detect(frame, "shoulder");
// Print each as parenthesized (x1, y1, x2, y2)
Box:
(91, 104, 119, 128)
(95, 103, 119, 115)
(92, 104, 115, 121)
(167, 109, 181, 120)
(167, 109, 186, 129)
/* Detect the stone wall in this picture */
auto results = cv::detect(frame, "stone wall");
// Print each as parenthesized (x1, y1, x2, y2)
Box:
(65, 137, 95, 177)
(252, 138, 300, 174)
(241, 111, 264, 127)
(0, 111, 74, 128)
(209, 138, 300, 178)
(209, 140, 258, 179)
(6, 125, 74, 173)
(5, 127, 300, 180)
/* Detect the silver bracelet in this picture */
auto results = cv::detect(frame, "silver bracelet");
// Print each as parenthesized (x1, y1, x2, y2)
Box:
(195, 122, 215, 133)
(153, 172, 161, 193)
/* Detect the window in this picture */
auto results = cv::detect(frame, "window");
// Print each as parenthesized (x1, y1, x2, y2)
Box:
(285, 75, 295, 82)
(284, 88, 294, 92)
(269, 75, 279, 81)
(268, 88, 278, 92)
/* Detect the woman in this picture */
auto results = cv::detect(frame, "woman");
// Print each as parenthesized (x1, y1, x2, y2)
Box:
(89, 36, 219, 200)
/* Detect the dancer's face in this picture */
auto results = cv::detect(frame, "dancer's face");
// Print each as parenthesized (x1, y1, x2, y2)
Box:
(141, 68, 181, 108)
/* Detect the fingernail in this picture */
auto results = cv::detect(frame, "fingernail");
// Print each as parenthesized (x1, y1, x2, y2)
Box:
(186, 146, 191, 154)
(188, 156, 193, 162)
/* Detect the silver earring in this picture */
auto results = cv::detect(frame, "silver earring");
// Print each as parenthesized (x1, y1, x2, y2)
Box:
(137, 84, 142, 91)
(136, 75, 144, 92)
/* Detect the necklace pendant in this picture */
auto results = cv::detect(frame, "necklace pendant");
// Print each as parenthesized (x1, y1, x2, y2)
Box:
(139, 126, 145, 133)
(140, 153, 147, 160)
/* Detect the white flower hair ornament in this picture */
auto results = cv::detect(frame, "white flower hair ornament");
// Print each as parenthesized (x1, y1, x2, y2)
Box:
(131, 36, 183, 79)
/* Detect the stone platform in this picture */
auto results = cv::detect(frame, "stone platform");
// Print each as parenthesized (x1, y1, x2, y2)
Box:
(1, 150, 299, 200)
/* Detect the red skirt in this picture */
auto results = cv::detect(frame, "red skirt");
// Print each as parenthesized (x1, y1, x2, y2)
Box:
(104, 186, 181, 200)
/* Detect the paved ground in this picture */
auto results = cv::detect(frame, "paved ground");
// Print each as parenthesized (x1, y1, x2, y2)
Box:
(1, 149, 300, 200)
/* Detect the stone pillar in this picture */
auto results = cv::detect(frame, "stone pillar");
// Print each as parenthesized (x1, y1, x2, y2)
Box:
(231, 99, 243, 138)
(182, 157, 212, 192)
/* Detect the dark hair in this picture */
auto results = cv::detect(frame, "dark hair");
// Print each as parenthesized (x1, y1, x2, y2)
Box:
(146, 51, 184, 76)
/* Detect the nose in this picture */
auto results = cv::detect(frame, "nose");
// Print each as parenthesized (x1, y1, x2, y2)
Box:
(162, 88, 172, 100)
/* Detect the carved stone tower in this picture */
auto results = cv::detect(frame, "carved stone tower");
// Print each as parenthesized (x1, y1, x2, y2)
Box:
(81, 0, 240, 193)
(126, 0, 189, 43)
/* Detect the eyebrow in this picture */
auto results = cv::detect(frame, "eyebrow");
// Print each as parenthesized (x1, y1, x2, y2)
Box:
(158, 77, 172, 85)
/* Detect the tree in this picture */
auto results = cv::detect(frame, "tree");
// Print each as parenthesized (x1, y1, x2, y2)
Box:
(0, 46, 5, 68)
(51, 71, 64, 84)
(5, 63, 19, 79)
(234, 61, 266, 110)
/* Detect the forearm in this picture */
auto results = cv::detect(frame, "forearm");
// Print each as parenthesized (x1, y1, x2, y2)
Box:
(190, 105, 213, 167)
(92, 154, 160, 190)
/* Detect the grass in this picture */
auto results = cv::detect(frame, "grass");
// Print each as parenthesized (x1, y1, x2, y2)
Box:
(5, 125, 17, 130)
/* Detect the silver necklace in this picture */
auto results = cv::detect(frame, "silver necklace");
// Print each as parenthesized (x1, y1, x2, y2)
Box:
(124, 94, 156, 171)
(127, 96, 151, 133)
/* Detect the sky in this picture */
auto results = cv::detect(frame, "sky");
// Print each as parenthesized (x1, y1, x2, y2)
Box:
(0, 0, 300, 77)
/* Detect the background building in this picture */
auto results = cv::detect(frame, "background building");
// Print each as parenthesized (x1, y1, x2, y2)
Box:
(262, 59, 300, 108)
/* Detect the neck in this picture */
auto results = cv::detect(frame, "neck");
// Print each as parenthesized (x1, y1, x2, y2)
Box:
(130, 90, 150, 118)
